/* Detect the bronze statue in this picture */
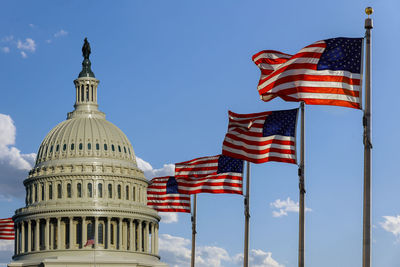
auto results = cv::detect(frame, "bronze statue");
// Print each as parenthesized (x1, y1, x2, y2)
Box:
(82, 37, 91, 60)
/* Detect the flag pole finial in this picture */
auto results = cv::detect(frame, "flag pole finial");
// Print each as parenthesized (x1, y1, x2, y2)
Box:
(365, 7, 373, 17)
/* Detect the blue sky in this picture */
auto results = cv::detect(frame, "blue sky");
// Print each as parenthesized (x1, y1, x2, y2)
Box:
(1, 0, 399, 266)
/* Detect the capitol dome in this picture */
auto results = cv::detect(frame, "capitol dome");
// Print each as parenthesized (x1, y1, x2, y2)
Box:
(9, 39, 167, 267)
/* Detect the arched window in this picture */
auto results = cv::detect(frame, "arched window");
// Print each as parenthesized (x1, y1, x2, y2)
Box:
(63, 144, 67, 151)
(125, 185, 129, 200)
(110, 223, 114, 245)
(124, 147, 127, 153)
(117, 185, 121, 199)
(104, 144, 108, 151)
(108, 184, 112, 198)
(50, 145, 53, 153)
(67, 183, 72, 198)
(96, 143, 100, 150)
(98, 223, 104, 244)
(57, 184, 62, 198)
(79, 143, 83, 150)
(128, 148, 131, 155)
(77, 183, 82, 198)
(34, 184, 38, 202)
(81, 85, 84, 102)
(111, 144, 115, 152)
(41, 183, 45, 201)
(87, 222, 94, 245)
(88, 143, 91, 150)
(87, 183, 93, 198)
(71, 143, 75, 150)
(98, 183, 103, 198)
(56, 144, 60, 152)
(118, 145, 121, 152)
(132, 186, 136, 201)
(49, 183, 53, 200)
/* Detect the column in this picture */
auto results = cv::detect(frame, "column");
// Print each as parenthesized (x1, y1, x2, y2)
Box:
(82, 217, 87, 248)
(21, 221, 25, 253)
(27, 220, 32, 252)
(155, 224, 159, 255)
(107, 217, 111, 249)
(45, 219, 49, 250)
(69, 217, 74, 249)
(137, 220, 142, 252)
(57, 217, 61, 249)
(132, 220, 136, 251)
(94, 217, 98, 248)
(151, 223, 155, 253)
(15, 223, 20, 254)
(35, 219, 40, 251)
(144, 221, 149, 253)
(118, 218, 122, 250)
(129, 219, 133, 251)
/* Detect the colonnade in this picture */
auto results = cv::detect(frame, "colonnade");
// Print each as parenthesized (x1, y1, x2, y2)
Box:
(14, 216, 158, 256)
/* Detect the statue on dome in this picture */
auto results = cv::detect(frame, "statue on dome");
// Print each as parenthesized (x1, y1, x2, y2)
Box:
(82, 37, 91, 60)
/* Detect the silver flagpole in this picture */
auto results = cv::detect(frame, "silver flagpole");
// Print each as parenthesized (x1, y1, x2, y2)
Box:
(298, 101, 305, 267)
(243, 161, 250, 267)
(191, 194, 197, 267)
(363, 7, 373, 267)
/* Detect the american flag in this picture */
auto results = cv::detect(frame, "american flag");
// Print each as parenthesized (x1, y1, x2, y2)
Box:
(175, 155, 243, 195)
(84, 238, 95, 247)
(0, 218, 14, 240)
(147, 176, 191, 213)
(222, 109, 298, 164)
(252, 37, 363, 109)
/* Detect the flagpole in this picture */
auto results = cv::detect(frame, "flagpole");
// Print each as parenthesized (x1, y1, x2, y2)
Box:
(191, 194, 197, 267)
(363, 7, 373, 267)
(298, 101, 305, 267)
(243, 161, 250, 267)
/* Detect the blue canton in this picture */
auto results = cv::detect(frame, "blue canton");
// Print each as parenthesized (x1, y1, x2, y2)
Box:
(166, 176, 179, 194)
(217, 155, 243, 174)
(263, 109, 298, 137)
(317, 37, 363, 73)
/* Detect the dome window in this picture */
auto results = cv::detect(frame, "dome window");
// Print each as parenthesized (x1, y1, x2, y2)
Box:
(87, 183, 93, 198)
(98, 183, 103, 198)
(77, 183, 82, 198)
(96, 143, 100, 150)
(108, 184, 112, 198)
(124, 147, 127, 153)
(34, 184, 38, 202)
(71, 143, 75, 150)
(56, 144, 60, 152)
(63, 144, 67, 151)
(132, 186, 136, 201)
(128, 148, 131, 155)
(41, 183, 45, 201)
(104, 144, 108, 151)
(118, 145, 121, 152)
(49, 184, 53, 200)
(98, 223, 104, 244)
(125, 185, 129, 200)
(117, 185, 121, 199)
(88, 143, 92, 150)
(50, 145, 53, 153)
(79, 143, 83, 150)
(111, 144, 115, 152)
(57, 184, 62, 199)
(67, 183, 72, 198)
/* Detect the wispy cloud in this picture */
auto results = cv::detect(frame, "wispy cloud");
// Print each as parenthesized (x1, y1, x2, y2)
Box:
(159, 234, 284, 267)
(29, 24, 35, 28)
(160, 213, 178, 224)
(1, 47, 10, 53)
(380, 215, 400, 240)
(20, 51, 27, 58)
(54, 29, 68, 38)
(1, 36, 13, 43)
(270, 197, 311, 217)
(17, 38, 36, 52)
(136, 157, 174, 180)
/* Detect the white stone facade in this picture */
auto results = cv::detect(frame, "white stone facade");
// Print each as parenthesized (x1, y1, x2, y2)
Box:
(8, 59, 168, 267)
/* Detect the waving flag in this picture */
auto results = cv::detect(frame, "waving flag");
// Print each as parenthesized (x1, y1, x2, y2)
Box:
(222, 109, 298, 164)
(175, 155, 243, 195)
(253, 37, 363, 109)
(0, 218, 14, 240)
(147, 176, 191, 213)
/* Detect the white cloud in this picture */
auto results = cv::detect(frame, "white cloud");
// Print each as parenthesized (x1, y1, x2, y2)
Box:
(54, 29, 68, 38)
(0, 114, 36, 198)
(136, 157, 174, 179)
(17, 38, 36, 52)
(270, 197, 311, 218)
(0, 240, 13, 252)
(20, 51, 27, 58)
(159, 234, 284, 267)
(380, 215, 400, 239)
(1, 47, 10, 53)
(160, 213, 178, 224)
